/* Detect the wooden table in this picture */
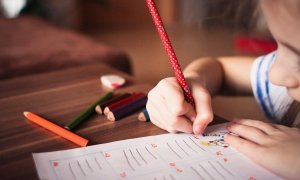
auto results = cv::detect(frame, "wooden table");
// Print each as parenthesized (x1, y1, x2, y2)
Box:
(0, 64, 166, 179)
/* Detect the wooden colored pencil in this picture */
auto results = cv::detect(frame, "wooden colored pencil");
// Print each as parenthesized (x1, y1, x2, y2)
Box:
(138, 108, 150, 122)
(65, 92, 113, 131)
(24, 111, 88, 147)
(146, 0, 195, 107)
(95, 93, 131, 115)
(103, 93, 145, 115)
(107, 95, 147, 121)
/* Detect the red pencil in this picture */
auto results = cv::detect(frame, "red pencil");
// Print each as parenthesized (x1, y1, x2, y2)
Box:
(146, 0, 195, 107)
(95, 93, 131, 114)
(103, 93, 145, 115)
(107, 95, 147, 121)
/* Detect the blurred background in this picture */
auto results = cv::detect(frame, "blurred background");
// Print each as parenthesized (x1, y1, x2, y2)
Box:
(0, 0, 274, 120)
(0, 0, 275, 84)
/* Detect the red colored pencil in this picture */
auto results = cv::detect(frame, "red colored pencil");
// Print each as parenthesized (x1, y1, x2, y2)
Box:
(95, 93, 131, 114)
(107, 95, 147, 121)
(103, 93, 145, 115)
(146, 0, 195, 107)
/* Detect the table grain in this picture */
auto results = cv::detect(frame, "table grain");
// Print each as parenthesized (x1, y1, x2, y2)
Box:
(0, 64, 165, 179)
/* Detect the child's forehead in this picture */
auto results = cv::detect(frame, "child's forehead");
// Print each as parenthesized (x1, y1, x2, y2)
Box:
(261, 0, 300, 19)
(260, 0, 300, 48)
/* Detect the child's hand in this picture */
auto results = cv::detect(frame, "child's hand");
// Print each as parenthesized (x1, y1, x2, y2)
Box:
(146, 77, 213, 134)
(225, 119, 300, 179)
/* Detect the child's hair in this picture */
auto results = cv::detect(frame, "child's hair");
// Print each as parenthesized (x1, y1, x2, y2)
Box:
(180, 0, 270, 35)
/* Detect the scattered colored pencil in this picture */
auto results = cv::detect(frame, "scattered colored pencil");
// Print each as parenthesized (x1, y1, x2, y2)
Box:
(95, 93, 131, 115)
(65, 92, 113, 131)
(103, 93, 145, 115)
(107, 95, 147, 121)
(146, 0, 195, 107)
(24, 111, 88, 147)
(138, 108, 150, 122)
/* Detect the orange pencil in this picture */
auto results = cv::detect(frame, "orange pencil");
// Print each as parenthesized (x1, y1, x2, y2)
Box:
(24, 111, 88, 147)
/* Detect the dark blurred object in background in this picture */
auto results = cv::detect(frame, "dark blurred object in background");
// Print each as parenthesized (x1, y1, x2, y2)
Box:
(1, 0, 269, 35)
(20, 0, 81, 28)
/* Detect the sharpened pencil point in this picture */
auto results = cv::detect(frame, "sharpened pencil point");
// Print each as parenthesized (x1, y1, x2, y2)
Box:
(23, 111, 29, 117)
(107, 112, 115, 121)
(95, 105, 102, 114)
(138, 112, 146, 122)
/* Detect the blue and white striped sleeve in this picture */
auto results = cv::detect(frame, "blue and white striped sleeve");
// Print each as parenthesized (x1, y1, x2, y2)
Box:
(250, 51, 294, 123)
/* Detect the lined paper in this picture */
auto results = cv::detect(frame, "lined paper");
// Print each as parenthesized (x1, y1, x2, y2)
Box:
(33, 123, 281, 180)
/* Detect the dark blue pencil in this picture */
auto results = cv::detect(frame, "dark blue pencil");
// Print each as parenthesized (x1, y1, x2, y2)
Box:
(107, 95, 147, 121)
(138, 108, 150, 122)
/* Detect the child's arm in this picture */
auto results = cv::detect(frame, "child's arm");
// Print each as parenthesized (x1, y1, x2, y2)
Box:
(147, 56, 255, 134)
(183, 56, 255, 96)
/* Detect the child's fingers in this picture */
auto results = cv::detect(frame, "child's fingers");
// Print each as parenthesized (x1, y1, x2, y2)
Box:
(152, 77, 196, 121)
(166, 116, 193, 133)
(227, 122, 271, 145)
(192, 85, 213, 134)
(160, 99, 193, 133)
(158, 78, 192, 116)
(224, 134, 262, 162)
(232, 119, 277, 135)
(168, 100, 196, 122)
(147, 95, 193, 133)
(146, 102, 168, 131)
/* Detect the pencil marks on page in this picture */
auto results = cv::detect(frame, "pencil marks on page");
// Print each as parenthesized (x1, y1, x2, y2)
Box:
(68, 162, 77, 180)
(94, 157, 102, 170)
(152, 174, 177, 180)
(85, 159, 94, 173)
(136, 148, 148, 164)
(208, 161, 225, 180)
(175, 140, 189, 156)
(123, 150, 135, 171)
(77, 160, 86, 176)
(189, 137, 206, 152)
(216, 161, 235, 177)
(130, 149, 141, 166)
(183, 139, 197, 153)
(166, 142, 182, 159)
(190, 166, 205, 180)
(199, 163, 215, 180)
(169, 174, 176, 180)
(146, 146, 157, 159)
(189, 160, 237, 180)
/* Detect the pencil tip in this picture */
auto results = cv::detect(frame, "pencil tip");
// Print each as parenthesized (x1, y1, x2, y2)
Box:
(138, 112, 145, 121)
(107, 112, 115, 121)
(23, 111, 29, 116)
(95, 106, 102, 114)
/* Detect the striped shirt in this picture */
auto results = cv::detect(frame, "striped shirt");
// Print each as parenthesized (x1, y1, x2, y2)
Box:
(251, 51, 300, 127)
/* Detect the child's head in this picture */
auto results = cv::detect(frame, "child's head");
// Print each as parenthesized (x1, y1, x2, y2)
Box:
(260, 0, 300, 101)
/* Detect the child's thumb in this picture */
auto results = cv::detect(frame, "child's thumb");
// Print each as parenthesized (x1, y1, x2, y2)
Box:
(192, 89, 214, 134)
